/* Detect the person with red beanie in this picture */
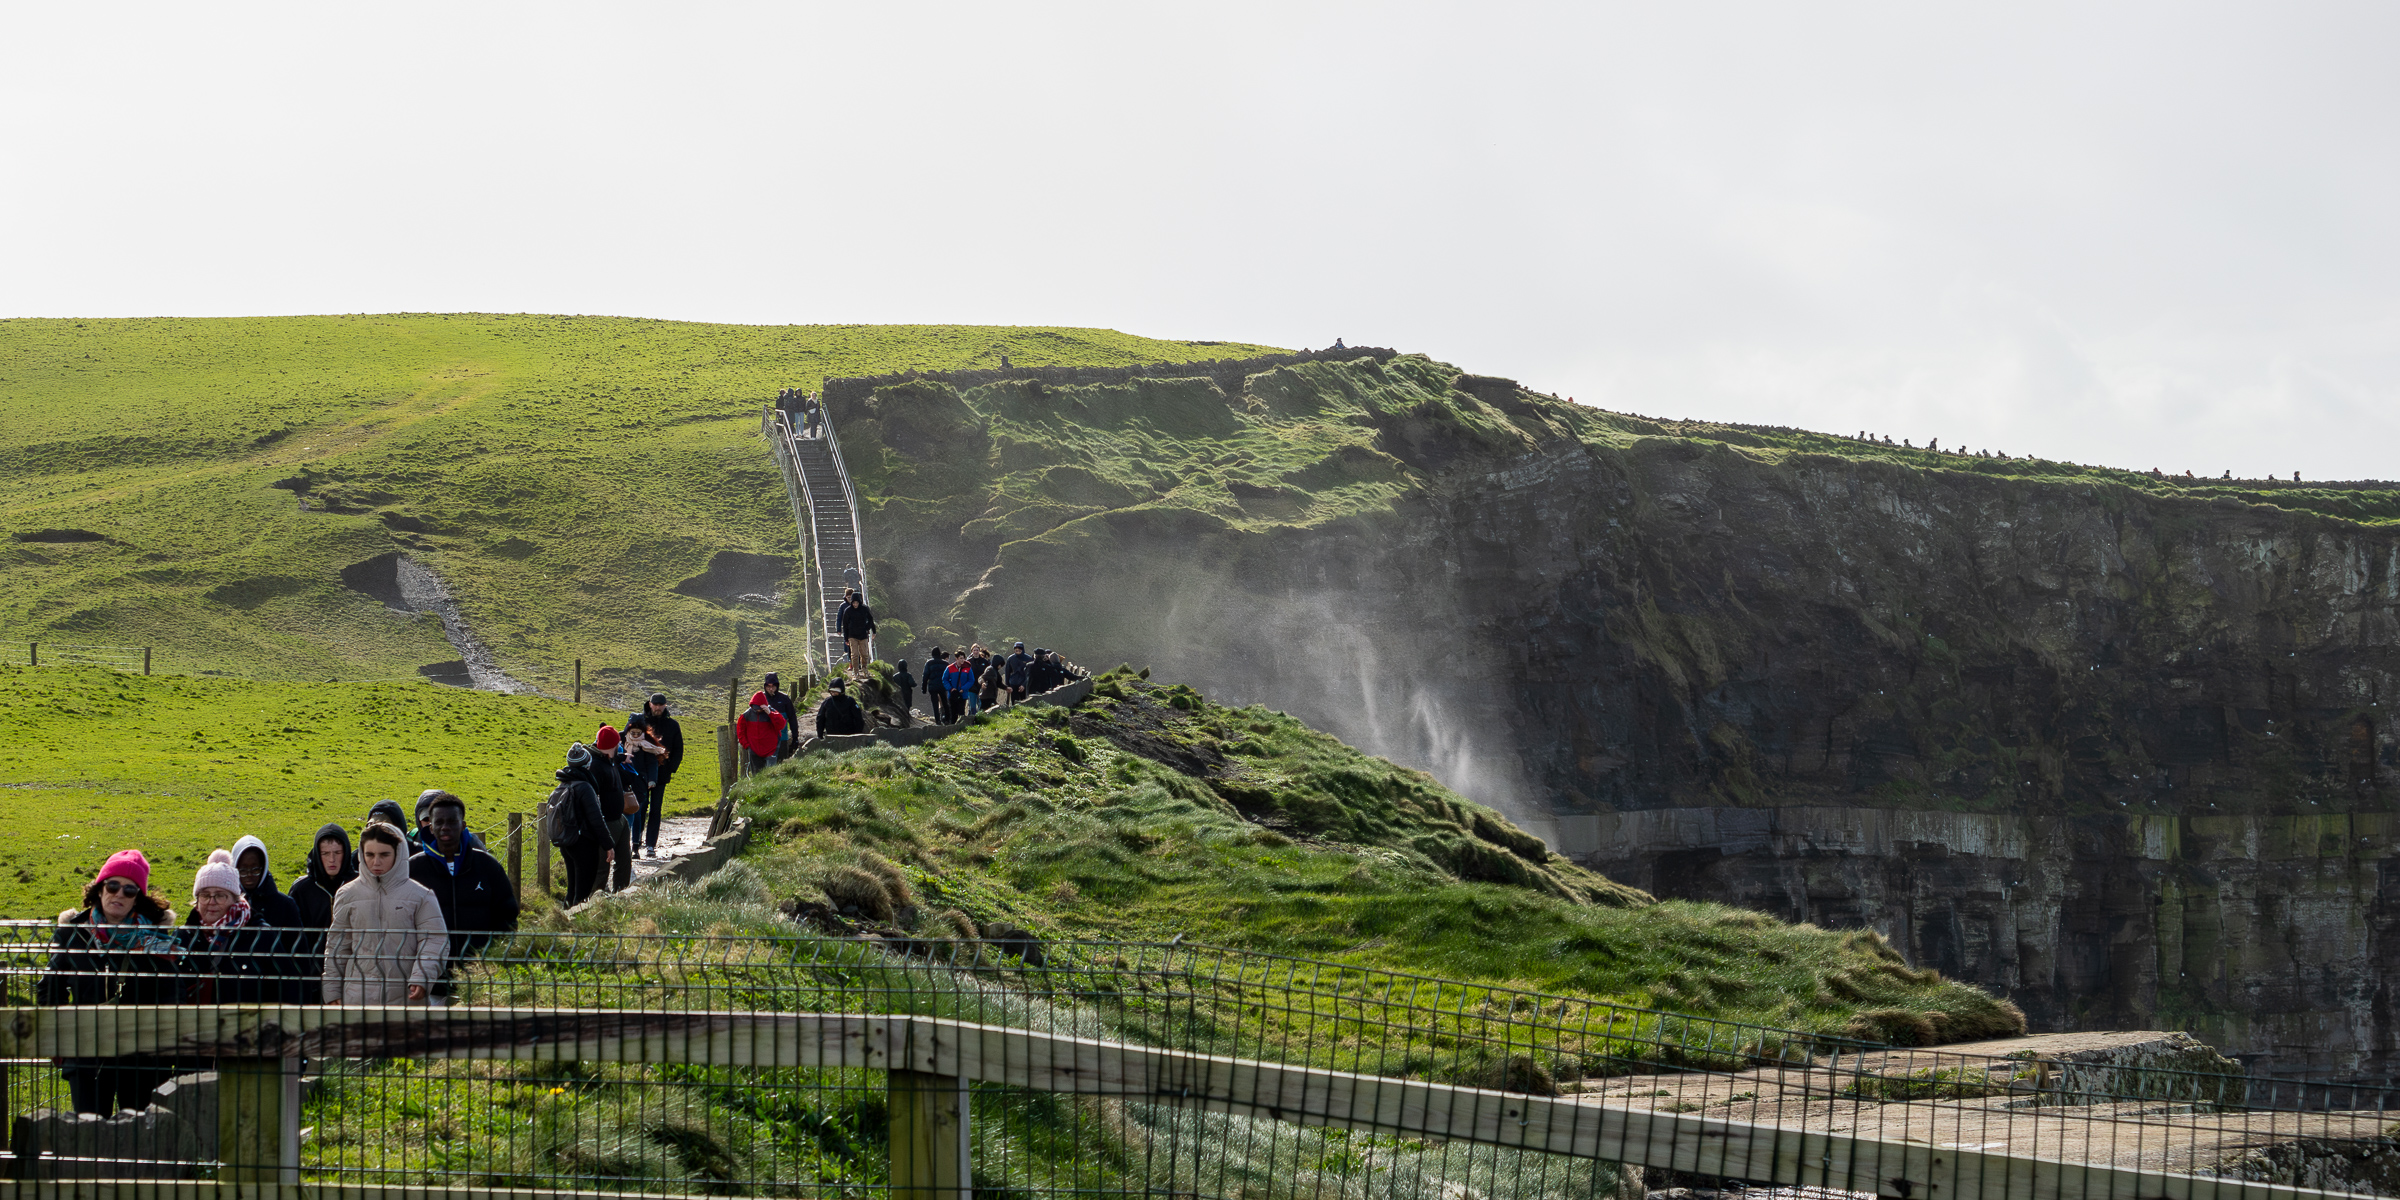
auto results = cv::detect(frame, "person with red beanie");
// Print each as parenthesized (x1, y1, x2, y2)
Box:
(735, 691, 787, 775)
(38, 849, 180, 1113)
(595, 725, 638, 892)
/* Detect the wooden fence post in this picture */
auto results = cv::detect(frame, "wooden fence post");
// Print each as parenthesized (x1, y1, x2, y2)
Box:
(717, 724, 737, 791)
(507, 811, 524, 894)
(26, 643, 34, 668)
(219, 1056, 298, 1183)
(142, 647, 151, 676)
(889, 1069, 969, 1200)
(535, 799, 552, 896)
(574, 659, 583, 706)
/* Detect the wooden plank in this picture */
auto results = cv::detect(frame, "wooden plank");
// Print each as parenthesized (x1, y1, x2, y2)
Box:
(217, 1057, 284, 1183)
(889, 1070, 967, 1200)
(0, 1184, 734, 1200)
(4, 1008, 2356, 1200)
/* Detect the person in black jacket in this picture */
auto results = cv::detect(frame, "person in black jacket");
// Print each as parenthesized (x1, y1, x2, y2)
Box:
(230, 835, 306, 932)
(815, 678, 867, 736)
(182, 849, 301, 1005)
(762, 673, 802, 760)
(837, 589, 877, 685)
(551, 744, 614, 906)
(367, 799, 417, 854)
(287, 823, 355, 1002)
(410, 791, 522, 967)
(628, 693, 684, 857)
(39, 849, 181, 1113)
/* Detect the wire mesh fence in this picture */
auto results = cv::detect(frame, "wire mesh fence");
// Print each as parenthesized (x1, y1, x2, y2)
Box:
(0, 928, 2384, 1198)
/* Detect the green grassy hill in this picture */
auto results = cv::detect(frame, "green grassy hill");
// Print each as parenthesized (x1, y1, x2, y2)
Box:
(0, 316, 1277, 706)
(587, 668, 2023, 1046)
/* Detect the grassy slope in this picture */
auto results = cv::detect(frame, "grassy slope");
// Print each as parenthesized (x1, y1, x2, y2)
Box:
(0, 662, 638, 916)
(0, 317, 1278, 706)
(668, 670, 2022, 1046)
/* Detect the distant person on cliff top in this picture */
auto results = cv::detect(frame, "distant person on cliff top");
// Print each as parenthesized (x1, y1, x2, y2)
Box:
(838, 589, 877, 684)
(761, 673, 801, 759)
(815, 678, 867, 736)
(1004, 642, 1032, 705)
(736, 691, 787, 774)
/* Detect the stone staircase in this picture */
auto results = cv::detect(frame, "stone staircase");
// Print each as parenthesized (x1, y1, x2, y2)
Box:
(768, 409, 871, 673)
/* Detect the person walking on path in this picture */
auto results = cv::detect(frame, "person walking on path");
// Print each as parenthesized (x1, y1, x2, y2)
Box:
(410, 791, 521, 972)
(628, 693, 684, 856)
(893, 655, 915, 726)
(944, 651, 976, 720)
(549, 743, 614, 906)
(1004, 642, 1033, 706)
(323, 822, 446, 1005)
(838, 588, 877, 684)
(978, 653, 1004, 713)
(288, 824, 355, 1003)
(815, 677, 868, 736)
(762, 673, 802, 761)
(595, 726, 639, 893)
(921, 649, 949, 724)
(39, 849, 179, 1113)
(182, 849, 299, 1004)
(736, 692, 787, 775)
(618, 716, 669, 857)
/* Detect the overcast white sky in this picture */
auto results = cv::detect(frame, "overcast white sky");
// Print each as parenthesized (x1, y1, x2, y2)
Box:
(6, 3, 2396, 479)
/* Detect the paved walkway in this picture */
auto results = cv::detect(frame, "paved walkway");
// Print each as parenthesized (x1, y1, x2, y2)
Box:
(626, 815, 717, 887)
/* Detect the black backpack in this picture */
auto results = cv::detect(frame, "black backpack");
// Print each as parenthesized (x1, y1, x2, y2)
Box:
(546, 780, 591, 847)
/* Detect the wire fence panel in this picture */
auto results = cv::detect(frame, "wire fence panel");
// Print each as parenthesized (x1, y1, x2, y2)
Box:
(0, 929, 2383, 1199)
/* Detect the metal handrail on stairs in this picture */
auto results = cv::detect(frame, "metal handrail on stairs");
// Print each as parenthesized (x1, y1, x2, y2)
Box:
(760, 401, 873, 678)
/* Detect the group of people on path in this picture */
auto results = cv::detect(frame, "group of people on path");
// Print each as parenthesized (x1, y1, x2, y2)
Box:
(910, 641, 1074, 725)
(547, 693, 687, 905)
(40, 790, 524, 1115)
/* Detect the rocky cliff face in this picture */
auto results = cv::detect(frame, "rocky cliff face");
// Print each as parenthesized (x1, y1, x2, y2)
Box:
(823, 352, 2400, 1078)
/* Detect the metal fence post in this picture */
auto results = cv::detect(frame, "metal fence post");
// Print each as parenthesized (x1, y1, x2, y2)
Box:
(889, 1069, 969, 1200)
(219, 1055, 296, 1183)
(507, 811, 524, 894)
(535, 800, 552, 895)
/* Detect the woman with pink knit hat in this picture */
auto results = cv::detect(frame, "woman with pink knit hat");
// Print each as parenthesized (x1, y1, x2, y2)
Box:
(36, 849, 181, 1114)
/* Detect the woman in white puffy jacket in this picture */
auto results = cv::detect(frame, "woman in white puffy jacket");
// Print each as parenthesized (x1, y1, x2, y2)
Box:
(322, 822, 446, 1004)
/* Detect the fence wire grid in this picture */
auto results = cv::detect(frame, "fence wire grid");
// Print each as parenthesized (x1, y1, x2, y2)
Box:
(0, 929, 2385, 1199)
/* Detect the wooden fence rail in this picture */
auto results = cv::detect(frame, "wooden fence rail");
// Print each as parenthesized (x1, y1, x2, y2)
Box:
(0, 1006, 2338, 1200)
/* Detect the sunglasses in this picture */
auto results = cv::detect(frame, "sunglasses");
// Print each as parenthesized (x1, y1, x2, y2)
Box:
(100, 881, 140, 897)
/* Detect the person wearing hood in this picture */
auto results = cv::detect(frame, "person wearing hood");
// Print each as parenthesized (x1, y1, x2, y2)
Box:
(735, 691, 787, 775)
(366, 799, 417, 854)
(39, 849, 180, 1114)
(596, 726, 639, 892)
(762, 673, 802, 759)
(409, 790, 520, 967)
(288, 823, 355, 1002)
(549, 743, 614, 905)
(230, 835, 306, 933)
(323, 822, 446, 1005)
(182, 848, 300, 1004)
(815, 677, 867, 736)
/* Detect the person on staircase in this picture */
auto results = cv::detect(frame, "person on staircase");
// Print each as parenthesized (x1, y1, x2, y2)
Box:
(815, 677, 868, 736)
(838, 588, 877, 685)
(762, 673, 802, 761)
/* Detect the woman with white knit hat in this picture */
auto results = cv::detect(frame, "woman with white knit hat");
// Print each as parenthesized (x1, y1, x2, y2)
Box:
(179, 849, 288, 1004)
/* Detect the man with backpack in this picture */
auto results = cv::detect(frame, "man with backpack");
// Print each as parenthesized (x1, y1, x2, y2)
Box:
(548, 744, 614, 906)
(815, 678, 868, 736)
(736, 691, 787, 775)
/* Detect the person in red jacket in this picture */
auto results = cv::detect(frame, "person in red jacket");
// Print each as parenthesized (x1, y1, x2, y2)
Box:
(735, 691, 788, 775)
